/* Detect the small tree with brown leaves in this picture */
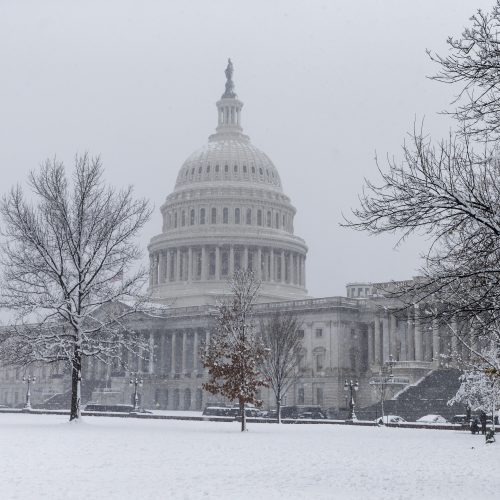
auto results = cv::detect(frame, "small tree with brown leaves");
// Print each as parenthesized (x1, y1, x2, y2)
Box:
(260, 311, 303, 423)
(202, 270, 268, 431)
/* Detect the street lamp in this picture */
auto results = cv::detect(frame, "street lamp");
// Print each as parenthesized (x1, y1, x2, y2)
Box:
(22, 375, 36, 410)
(344, 379, 359, 421)
(129, 374, 143, 412)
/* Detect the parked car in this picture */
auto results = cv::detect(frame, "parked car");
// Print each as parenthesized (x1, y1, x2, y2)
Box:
(376, 415, 406, 425)
(450, 415, 468, 425)
(83, 403, 151, 414)
(416, 414, 448, 424)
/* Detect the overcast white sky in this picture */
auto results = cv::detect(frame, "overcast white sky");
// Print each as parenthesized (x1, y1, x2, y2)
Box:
(0, 0, 495, 298)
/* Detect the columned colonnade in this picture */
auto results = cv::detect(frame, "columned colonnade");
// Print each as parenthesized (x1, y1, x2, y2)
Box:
(367, 305, 463, 368)
(149, 244, 306, 287)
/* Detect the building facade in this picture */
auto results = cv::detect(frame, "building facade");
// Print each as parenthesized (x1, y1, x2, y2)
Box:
(0, 61, 458, 414)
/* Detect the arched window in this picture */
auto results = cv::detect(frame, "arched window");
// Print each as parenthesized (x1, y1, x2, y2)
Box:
(267, 211, 271, 227)
(191, 168, 195, 176)
(224, 164, 229, 173)
(200, 208, 206, 225)
(275, 213, 279, 228)
(211, 207, 217, 224)
(198, 166, 202, 174)
(207, 165, 211, 173)
(259, 168, 263, 175)
(251, 166, 255, 174)
(195, 389, 203, 410)
(215, 164, 220, 173)
(235, 208, 240, 224)
(257, 210, 262, 226)
(234, 165, 238, 172)
(181, 211, 186, 226)
(243, 165, 247, 173)
(190, 209, 195, 225)
(184, 389, 191, 410)
(223, 208, 229, 224)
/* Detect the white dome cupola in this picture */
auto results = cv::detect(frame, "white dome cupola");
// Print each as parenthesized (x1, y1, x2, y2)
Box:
(148, 60, 308, 306)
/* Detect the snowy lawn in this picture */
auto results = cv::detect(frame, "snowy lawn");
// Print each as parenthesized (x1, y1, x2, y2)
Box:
(0, 413, 497, 500)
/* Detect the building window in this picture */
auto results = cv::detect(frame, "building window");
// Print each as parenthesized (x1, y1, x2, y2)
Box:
(206, 165, 210, 173)
(243, 165, 247, 173)
(251, 166, 255, 174)
(257, 210, 262, 226)
(316, 387, 324, 406)
(246, 208, 252, 225)
(215, 164, 219, 173)
(174, 212, 178, 228)
(283, 214, 286, 228)
(259, 167, 263, 175)
(181, 211, 186, 226)
(235, 208, 240, 224)
(234, 250, 241, 270)
(316, 353, 324, 370)
(195, 389, 203, 410)
(276, 213, 279, 228)
(209, 251, 216, 276)
(211, 207, 217, 224)
(315, 328, 323, 338)
(184, 389, 191, 410)
(234, 165, 238, 172)
(225, 164, 229, 173)
(198, 166, 202, 174)
(190, 209, 195, 225)
(298, 387, 304, 405)
(267, 211, 271, 227)
(221, 250, 229, 275)
(173, 389, 180, 410)
(223, 208, 229, 224)
(200, 208, 205, 225)
(298, 329, 304, 339)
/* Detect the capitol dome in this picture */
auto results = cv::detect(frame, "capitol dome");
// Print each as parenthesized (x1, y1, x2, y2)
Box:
(148, 60, 308, 306)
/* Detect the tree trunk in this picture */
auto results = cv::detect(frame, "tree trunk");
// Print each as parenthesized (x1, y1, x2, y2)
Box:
(277, 391, 281, 424)
(70, 348, 82, 421)
(240, 399, 247, 432)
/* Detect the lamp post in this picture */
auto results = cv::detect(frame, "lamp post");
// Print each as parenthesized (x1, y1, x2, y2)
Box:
(344, 379, 359, 421)
(22, 375, 36, 410)
(129, 374, 143, 412)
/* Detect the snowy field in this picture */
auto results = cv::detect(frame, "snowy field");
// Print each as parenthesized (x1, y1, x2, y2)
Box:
(0, 413, 498, 500)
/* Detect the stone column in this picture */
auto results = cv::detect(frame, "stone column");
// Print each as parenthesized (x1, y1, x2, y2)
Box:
(243, 246, 249, 271)
(175, 248, 181, 282)
(382, 311, 390, 363)
(215, 246, 220, 280)
(158, 251, 166, 284)
(389, 313, 397, 358)
(148, 333, 155, 375)
(188, 247, 193, 282)
(193, 330, 199, 373)
(368, 323, 374, 365)
(149, 255, 154, 287)
(280, 250, 285, 283)
(201, 246, 207, 280)
(414, 304, 423, 361)
(399, 318, 407, 361)
(152, 254, 158, 285)
(450, 316, 459, 365)
(181, 331, 187, 374)
(302, 256, 306, 288)
(229, 245, 234, 276)
(374, 317, 381, 365)
(171, 332, 177, 375)
(432, 318, 440, 367)
(270, 249, 274, 281)
(256, 247, 262, 280)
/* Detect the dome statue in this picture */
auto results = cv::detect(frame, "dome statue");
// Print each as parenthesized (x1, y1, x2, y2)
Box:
(148, 61, 308, 306)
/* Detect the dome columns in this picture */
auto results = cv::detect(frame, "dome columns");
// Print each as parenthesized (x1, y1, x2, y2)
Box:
(149, 244, 306, 288)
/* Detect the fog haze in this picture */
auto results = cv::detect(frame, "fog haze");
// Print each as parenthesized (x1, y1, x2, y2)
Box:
(0, 0, 493, 298)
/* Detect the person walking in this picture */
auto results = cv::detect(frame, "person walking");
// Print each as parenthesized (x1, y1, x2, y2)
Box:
(480, 411, 487, 435)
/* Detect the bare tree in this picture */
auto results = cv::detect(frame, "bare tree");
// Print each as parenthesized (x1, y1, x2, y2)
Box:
(0, 154, 152, 421)
(428, 1, 500, 141)
(343, 127, 500, 379)
(202, 270, 268, 432)
(260, 311, 303, 423)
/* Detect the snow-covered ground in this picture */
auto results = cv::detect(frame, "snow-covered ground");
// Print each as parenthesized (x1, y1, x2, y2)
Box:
(0, 413, 497, 500)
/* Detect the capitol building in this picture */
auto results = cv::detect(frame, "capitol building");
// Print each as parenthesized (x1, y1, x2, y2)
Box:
(0, 61, 459, 414)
